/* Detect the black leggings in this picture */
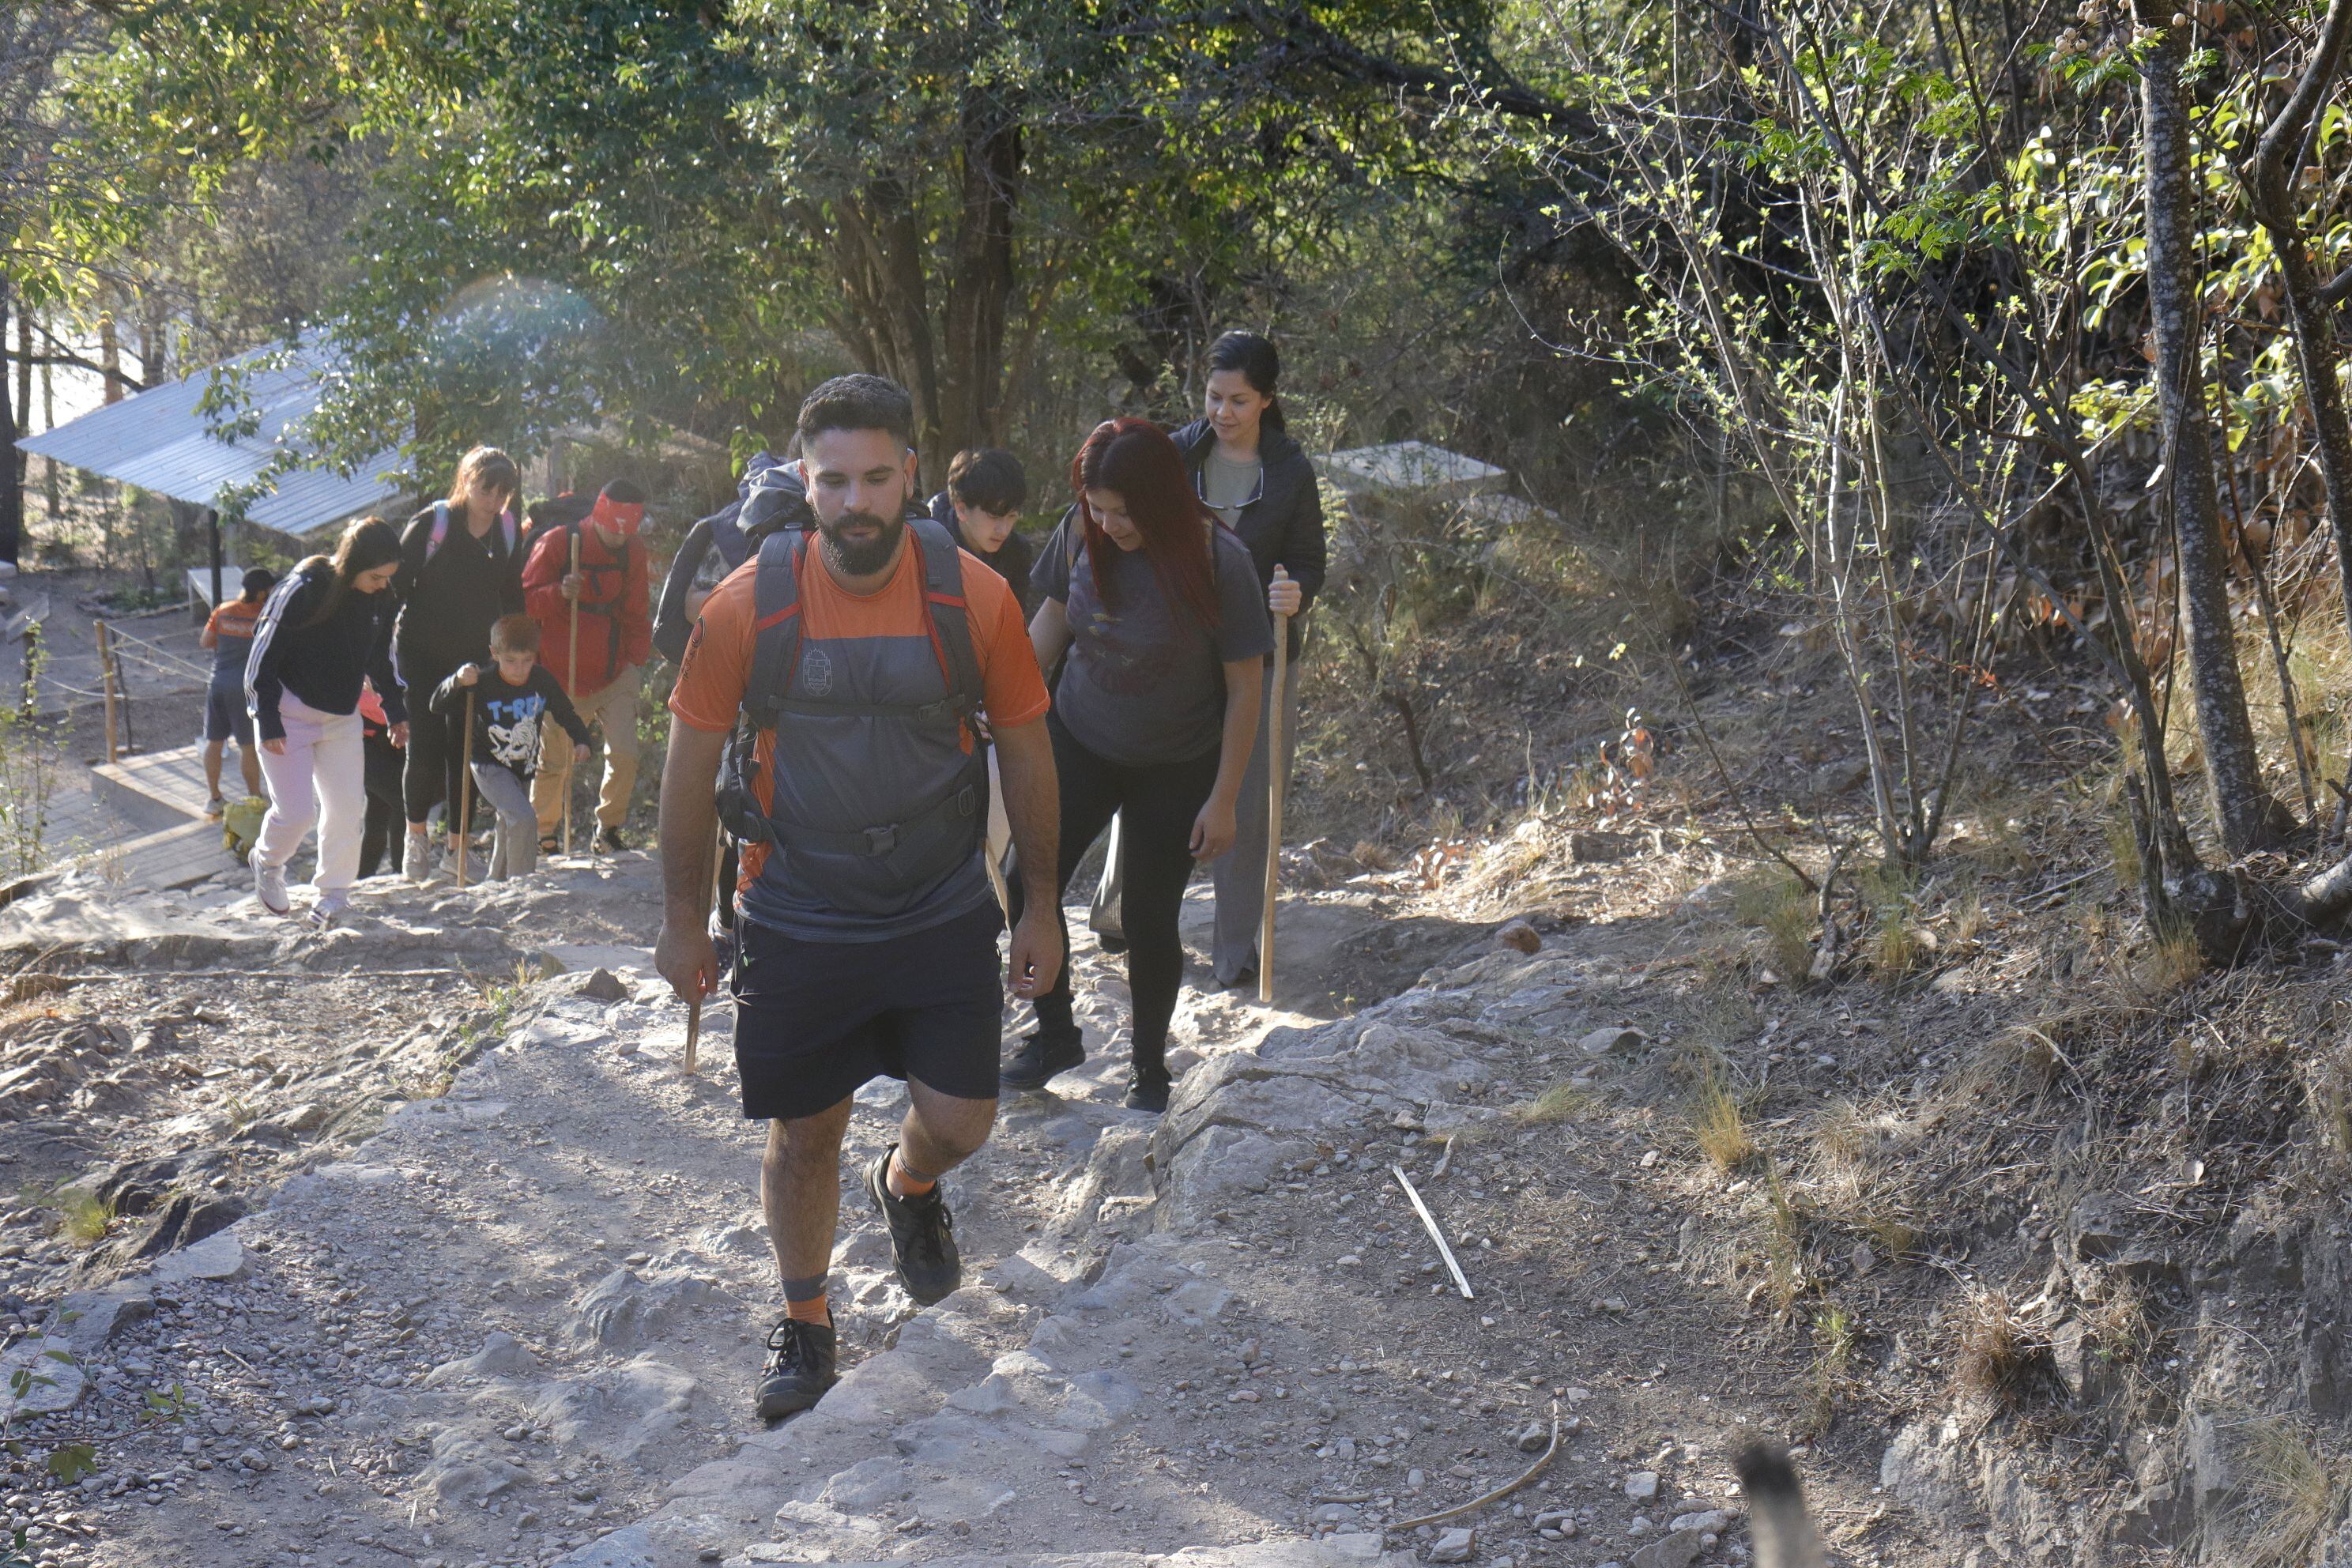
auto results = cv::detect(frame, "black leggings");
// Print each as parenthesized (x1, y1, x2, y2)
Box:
(359, 728, 406, 879)
(1006, 710, 1221, 1073)
(400, 655, 478, 837)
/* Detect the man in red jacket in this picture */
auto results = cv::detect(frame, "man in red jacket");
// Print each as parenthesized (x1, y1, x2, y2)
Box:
(522, 479, 653, 852)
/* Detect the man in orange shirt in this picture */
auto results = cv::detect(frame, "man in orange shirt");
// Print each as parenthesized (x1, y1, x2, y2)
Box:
(657, 374, 1061, 1422)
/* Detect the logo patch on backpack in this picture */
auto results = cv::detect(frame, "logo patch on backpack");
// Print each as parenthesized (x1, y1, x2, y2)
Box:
(801, 645, 835, 697)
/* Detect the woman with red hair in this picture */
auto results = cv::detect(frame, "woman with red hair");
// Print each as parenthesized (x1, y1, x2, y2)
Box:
(1001, 419, 1272, 1112)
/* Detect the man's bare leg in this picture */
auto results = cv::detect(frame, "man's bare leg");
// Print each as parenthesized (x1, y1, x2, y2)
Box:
(762, 1098, 854, 1307)
(891, 1080, 997, 1193)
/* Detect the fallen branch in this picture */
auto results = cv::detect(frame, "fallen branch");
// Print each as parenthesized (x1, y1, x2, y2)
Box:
(1388, 1405, 1562, 1529)
(1392, 1163, 1473, 1299)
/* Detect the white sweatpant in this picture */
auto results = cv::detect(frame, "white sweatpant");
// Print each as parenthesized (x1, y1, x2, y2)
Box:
(254, 693, 365, 895)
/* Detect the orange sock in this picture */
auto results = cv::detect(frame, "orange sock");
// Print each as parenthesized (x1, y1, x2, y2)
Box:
(888, 1150, 937, 1198)
(786, 1293, 829, 1326)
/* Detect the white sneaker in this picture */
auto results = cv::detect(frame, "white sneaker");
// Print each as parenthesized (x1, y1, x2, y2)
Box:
(405, 827, 434, 884)
(311, 890, 350, 925)
(254, 860, 290, 915)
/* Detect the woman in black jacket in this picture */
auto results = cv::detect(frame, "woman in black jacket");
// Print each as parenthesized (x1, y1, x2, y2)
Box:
(1168, 331, 1326, 989)
(244, 517, 407, 924)
(394, 445, 526, 880)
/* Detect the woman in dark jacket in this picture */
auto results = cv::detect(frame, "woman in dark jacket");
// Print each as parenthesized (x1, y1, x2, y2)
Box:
(244, 517, 407, 923)
(1167, 331, 1327, 989)
(394, 445, 526, 880)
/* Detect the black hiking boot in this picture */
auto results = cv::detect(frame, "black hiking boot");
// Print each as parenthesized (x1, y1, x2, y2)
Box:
(754, 1314, 838, 1421)
(1125, 1067, 1173, 1114)
(597, 825, 630, 853)
(999, 1028, 1084, 1092)
(865, 1147, 963, 1305)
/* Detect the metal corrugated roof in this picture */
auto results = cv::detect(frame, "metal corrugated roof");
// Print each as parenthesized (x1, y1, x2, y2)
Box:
(17, 336, 407, 538)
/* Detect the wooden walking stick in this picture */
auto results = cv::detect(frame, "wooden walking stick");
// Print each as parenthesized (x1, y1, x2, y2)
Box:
(564, 530, 582, 857)
(685, 816, 723, 1076)
(454, 688, 476, 890)
(1259, 568, 1294, 1006)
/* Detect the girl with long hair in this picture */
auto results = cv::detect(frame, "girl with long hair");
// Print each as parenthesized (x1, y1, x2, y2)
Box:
(1170, 330, 1325, 988)
(394, 444, 526, 880)
(1001, 419, 1271, 1111)
(244, 516, 408, 922)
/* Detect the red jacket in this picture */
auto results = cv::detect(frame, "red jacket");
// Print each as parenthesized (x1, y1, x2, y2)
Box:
(523, 523, 651, 695)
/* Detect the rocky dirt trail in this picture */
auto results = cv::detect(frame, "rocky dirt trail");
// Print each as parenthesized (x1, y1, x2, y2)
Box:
(0, 842, 1983, 1568)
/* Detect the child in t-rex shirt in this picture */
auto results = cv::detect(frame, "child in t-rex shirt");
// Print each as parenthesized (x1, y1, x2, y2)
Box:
(429, 615, 591, 882)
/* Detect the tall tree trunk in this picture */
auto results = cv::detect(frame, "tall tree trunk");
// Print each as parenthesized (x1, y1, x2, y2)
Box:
(39, 312, 55, 518)
(2248, 0, 2352, 643)
(935, 84, 1021, 482)
(0, 277, 21, 566)
(2137, 6, 2290, 854)
(97, 307, 123, 405)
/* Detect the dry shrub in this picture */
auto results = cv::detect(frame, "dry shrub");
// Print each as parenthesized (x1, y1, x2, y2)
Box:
(2127, 920, 2206, 1001)
(1951, 1286, 2059, 1408)
(1732, 869, 1815, 980)
(2223, 1416, 2349, 1568)
(1802, 1099, 1921, 1259)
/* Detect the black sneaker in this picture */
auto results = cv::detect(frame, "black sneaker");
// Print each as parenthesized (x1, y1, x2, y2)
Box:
(755, 1314, 838, 1420)
(864, 1147, 962, 1305)
(1125, 1069, 1173, 1114)
(597, 825, 630, 853)
(1000, 1028, 1084, 1091)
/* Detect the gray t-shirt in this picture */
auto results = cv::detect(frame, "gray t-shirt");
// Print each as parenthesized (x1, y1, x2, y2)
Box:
(1201, 453, 1262, 530)
(1034, 520, 1274, 766)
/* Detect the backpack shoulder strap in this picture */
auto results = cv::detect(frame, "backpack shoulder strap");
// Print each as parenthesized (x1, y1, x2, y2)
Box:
(425, 501, 450, 562)
(743, 527, 810, 728)
(501, 509, 521, 558)
(908, 516, 984, 718)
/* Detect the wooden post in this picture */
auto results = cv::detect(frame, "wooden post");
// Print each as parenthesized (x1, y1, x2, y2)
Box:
(1258, 575, 1294, 1007)
(565, 530, 582, 858)
(95, 620, 119, 763)
(454, 689, 476, 889)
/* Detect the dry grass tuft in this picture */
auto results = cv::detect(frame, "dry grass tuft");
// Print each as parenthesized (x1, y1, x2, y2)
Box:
(1690, 1063, 1755, 1174)
(55, 1188, 113, 1247)
(1510, 1081, 1600, 1127)
(2224, 1416, 2349, 1568)
(2128, 920, 2207, 1000)
(1952, 1286, 2058, 1408)
(1802, 1298, 1857, 1437)
(1760, 1163, 1807, 1314)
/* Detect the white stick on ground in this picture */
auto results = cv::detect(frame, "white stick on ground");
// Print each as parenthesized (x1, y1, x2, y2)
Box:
(1392, 1163, 1474, 1299)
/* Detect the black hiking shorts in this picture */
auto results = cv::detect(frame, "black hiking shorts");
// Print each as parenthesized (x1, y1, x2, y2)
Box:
(730, 900, 1005, 1121)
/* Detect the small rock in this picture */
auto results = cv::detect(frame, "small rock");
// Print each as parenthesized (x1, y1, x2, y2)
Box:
(1629, 1528, 1705, 1568)
(1577, 1026, 1649, 1057)
(1668, 1510, 1730, 1534)
(1513, 1422, 1549, 1453)
(579, 969, 630, 1004)
(1624, 1471, 1660, 1501)
(1495, 920, 1541, 955)
(1430, 1526, 1476, 1563)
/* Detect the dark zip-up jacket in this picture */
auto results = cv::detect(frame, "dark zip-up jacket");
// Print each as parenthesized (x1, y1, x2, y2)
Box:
(653, 452, 784, 666)
(928, 490, 1038, 620)
(1169, 417, 1325, 658)
(392, 504, 528, 679)
(245, 564, 406, 744)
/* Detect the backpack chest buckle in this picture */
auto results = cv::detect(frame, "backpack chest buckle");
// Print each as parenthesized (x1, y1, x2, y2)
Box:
(864, 824, 899, 857)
